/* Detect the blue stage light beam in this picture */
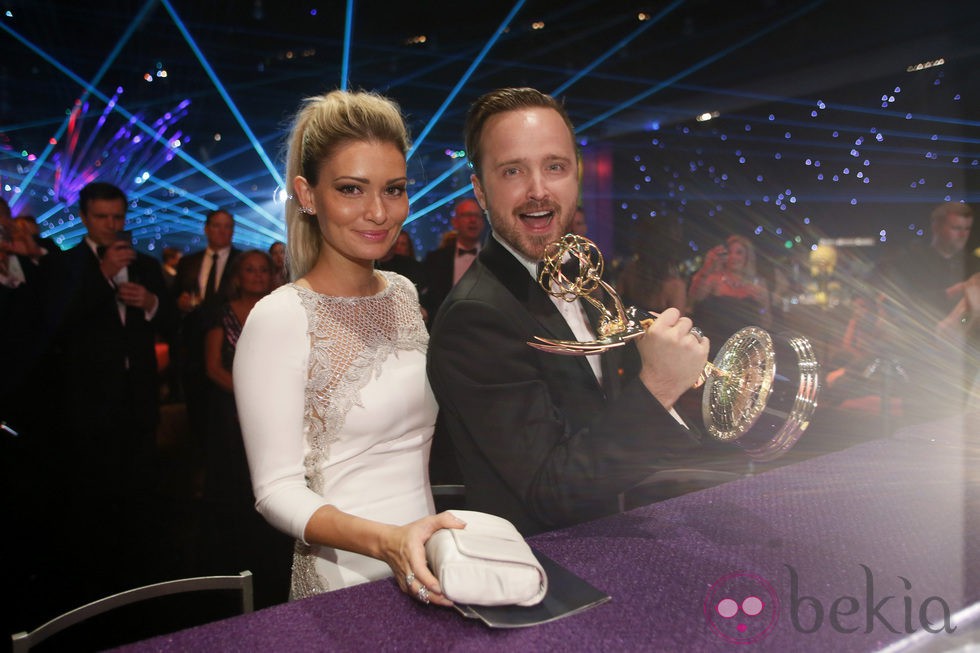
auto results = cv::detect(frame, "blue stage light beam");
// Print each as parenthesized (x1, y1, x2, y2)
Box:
(152, 132, 280, 189)
(406, 185, 475, 225)
(62, 96, 111, 186)
(405, 1, 674, 215)
(160, 0, 284, 189)
(640, 78, 980, 130)
(133, 168, 284, 244)
(10, 0, 156, 208)
(405, 2, 677, 214)
(407, 0, 527, 161)
(0, 22, 283, 234)
(551, 0, 684, 98)
(577, 0, 825, 133)
(408, 160, 470, 208)
(135, 175, 220, 214)
(341, 0, 354, 90)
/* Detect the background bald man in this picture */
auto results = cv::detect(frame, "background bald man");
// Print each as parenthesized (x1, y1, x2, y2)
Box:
(421, 197, 486, 323)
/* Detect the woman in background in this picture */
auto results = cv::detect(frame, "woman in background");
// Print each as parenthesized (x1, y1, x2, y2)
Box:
(268, 241, 288, 288)
(234, 89, 463, 604)
(200, 249, 292, 608)
(616, 220, 688, 316)
(689, 234, 771, 356)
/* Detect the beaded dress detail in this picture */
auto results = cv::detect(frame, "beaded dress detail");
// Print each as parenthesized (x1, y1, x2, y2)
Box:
(290, 271, 429, 599)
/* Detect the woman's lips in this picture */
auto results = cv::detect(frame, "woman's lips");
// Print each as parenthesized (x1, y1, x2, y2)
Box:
(358, 230, 390, 241)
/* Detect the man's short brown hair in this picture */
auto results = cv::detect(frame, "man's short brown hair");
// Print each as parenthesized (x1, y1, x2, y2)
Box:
(930, 201, 974, 228)
(463, 87, 578, 180)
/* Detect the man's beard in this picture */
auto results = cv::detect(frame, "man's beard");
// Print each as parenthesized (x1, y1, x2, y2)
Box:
(486, 200, 568, 261)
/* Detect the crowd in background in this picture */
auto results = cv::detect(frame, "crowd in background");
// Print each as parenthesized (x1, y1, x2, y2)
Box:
(1, 183, 978, 632)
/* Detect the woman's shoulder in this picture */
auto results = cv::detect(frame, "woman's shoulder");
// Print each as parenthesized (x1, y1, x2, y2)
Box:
(377, 269, 420, 300)
(246, 284, 305, 324)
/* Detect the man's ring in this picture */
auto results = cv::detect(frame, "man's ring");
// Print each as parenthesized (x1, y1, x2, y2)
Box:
(691, 327, 704, 342)
(405, 572, 415, 587)
(417, 586, 430, 604)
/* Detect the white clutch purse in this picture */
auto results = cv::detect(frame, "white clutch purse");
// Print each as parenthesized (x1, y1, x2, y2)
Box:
(425, 510, 548, 606)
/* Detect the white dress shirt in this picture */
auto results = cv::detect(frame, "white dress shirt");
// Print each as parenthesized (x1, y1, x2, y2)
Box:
(494, 234, 603, 383)
(84, 236, 158, 323)
(494, 233, 688, 428)
(453, 244, 479, 285)
(198, 246, 233, 297)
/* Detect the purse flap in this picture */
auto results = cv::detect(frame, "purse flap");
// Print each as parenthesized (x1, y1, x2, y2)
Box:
(429, 510, 547, 606)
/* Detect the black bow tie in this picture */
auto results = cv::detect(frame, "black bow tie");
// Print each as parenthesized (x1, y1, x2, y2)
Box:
(457, 248, 477, 257)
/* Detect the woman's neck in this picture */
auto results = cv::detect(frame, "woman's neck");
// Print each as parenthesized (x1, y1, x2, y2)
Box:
(303, 254, 379, 297)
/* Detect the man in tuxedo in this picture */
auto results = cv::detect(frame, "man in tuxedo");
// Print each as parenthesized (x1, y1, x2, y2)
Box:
(172, 209, 240, 449)
(421, 198, 485, 322)
(0, 199, 48, 434)
(876, 202, 976, 424)
(41, 181, 172, 605)
(427, 88, 710, 535)
(173, 209, 238, 310)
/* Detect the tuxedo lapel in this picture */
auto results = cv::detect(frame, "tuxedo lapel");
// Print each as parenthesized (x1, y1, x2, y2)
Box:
(480, 238, 575, 342)
(480, 238, 599, 387)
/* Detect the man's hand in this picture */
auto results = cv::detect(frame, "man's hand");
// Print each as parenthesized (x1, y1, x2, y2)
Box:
(117, 281, 158, 313)
(99, 240, 136, 279)
(635, 307, 709, 410)
(177, 291, 201, 312)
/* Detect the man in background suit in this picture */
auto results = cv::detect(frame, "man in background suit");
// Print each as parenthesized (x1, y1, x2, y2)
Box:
(173, 209, 238, 311)
(876, 202, 976, 424)
(172, 209, 240, 486)
(42, 181, 172, 607)
(427, 88, 710, 535)
(421, 198, 485, 323)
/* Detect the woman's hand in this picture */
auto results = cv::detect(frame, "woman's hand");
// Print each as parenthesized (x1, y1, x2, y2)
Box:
(703, 245, 727, 274)
(383, 511, 467, 606)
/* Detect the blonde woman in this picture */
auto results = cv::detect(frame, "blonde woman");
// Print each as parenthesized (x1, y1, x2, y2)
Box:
(689, 234, 771, 354)
(234, 90, 463, 605)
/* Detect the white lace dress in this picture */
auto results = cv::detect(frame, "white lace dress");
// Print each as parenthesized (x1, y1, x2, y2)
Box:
(234, 271, 437, 600)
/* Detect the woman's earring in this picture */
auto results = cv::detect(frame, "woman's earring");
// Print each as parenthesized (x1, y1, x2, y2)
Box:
(299, 206, 315, 215)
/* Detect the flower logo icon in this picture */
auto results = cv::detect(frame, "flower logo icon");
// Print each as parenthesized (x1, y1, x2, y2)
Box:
(704, 571, 779, 644)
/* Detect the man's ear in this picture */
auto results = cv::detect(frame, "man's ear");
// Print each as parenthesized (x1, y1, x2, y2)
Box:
(471, 174, 487, 212)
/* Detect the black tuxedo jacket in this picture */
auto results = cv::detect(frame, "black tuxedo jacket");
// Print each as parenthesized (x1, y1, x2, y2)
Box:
(427, 237, 700, 535)
(421, 246, 456, 322)
(44, 243, 171, 439)
(173, 247, 241, 303)
(172, 247, 241, 371)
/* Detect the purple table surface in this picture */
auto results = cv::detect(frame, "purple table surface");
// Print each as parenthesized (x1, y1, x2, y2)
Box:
(116, 414, 980, 652)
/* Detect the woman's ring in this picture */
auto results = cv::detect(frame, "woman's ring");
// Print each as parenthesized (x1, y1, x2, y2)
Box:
(418, 586, 430, 604)
(405, 572, 415, 587)
(691, 327, 704, 342)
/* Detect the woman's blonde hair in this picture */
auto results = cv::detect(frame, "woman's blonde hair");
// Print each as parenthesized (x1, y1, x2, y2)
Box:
(726, 234, 758, 279)
(284, 90, 411, 280)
